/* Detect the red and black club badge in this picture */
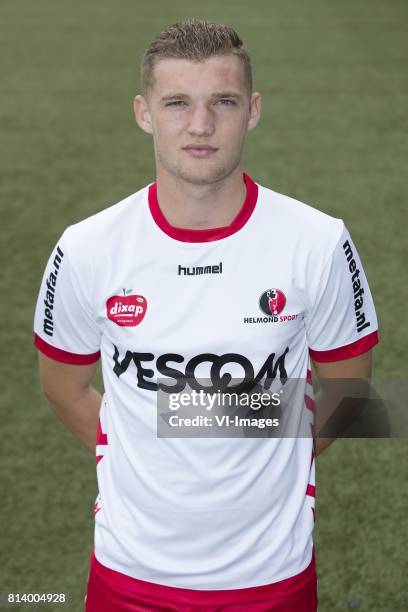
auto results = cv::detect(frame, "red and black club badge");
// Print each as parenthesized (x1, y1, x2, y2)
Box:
(244, 288, 298, 324)
(259, 288, 286, 316)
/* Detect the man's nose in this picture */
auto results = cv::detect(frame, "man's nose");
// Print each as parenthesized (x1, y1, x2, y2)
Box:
(187, 103, 215, 137)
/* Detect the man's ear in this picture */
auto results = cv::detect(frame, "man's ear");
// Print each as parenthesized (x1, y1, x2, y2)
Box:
(134, 95, 153, 135)
(247, 92, 261, 131)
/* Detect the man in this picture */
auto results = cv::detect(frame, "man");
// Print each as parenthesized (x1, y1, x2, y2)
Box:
(34, 19, 378, 611)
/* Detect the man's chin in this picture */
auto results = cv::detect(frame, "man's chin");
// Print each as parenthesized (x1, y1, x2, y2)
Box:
(176, 164, 234, 187)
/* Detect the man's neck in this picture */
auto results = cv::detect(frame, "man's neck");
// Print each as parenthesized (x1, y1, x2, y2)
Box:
(155, 166, 247, 230)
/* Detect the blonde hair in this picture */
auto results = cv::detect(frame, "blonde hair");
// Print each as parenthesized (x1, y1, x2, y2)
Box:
(141, 19, 252, 95)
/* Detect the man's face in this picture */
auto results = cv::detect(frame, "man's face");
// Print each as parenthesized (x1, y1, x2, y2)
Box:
(134, 55, 261, 186)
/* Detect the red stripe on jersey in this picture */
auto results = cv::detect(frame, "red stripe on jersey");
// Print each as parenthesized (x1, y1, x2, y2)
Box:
(96, 419, 108, 465)
(34, 333, 100, 365)
(307, 368, 312, 383)
(86, 549, 317, 610)
(306, 484, 316, 498)
(148, 173, 258, 243)
(309, 330, 378, 363)
(304, 395, 315, 412)
(97, 419, 108, 446)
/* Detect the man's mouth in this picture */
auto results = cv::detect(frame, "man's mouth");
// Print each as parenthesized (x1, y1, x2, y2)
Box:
(182, 144, 218, 158)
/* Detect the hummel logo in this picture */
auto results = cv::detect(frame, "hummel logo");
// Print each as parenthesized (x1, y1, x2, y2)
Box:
(178, 262, 223, 276)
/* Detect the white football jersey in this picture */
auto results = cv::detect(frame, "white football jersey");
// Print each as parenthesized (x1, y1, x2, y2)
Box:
(34, 174, 378, 589)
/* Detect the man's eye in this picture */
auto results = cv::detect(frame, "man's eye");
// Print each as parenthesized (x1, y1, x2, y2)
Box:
(165, 100, 186, 107)
(218, 99, 236, 106)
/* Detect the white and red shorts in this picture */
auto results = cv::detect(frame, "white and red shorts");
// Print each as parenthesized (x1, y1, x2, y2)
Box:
(85, 550, 318, 612)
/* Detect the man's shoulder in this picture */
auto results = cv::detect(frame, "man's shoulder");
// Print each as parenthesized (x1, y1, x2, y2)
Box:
(62, 183, 150, 250)
(258, 182, 342, 229)
(257, 182, 345, 250)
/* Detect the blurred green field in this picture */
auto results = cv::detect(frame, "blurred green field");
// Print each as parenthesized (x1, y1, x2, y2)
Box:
(1, 0, 407, 610)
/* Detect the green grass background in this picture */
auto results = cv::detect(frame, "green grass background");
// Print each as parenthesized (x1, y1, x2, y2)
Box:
(1, 0, 407, 610)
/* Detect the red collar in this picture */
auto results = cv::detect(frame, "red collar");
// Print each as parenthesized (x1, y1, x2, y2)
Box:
(148, 173, 258, 243)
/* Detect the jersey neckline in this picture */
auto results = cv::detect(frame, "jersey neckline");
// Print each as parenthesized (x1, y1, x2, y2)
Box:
(148, 173, 258, 243)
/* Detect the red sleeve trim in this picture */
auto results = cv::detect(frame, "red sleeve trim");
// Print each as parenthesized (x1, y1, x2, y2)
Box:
(309, 330, 379, 363)
(34, 333, 100, 365)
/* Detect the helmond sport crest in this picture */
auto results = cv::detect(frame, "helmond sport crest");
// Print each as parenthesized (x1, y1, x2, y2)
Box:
(107, 289, 147, 327)
(243, 288, 298, 324)
(259, 289, 286, 316)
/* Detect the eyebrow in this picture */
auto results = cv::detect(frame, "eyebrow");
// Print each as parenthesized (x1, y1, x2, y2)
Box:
(212, 92, 241, 100)
(160, 92, 242, 102)
(160, 94, 188, 102)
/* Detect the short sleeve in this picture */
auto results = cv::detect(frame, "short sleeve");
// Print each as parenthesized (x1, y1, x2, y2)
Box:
(33, 230, 101, 364)
(306, 223, 379, 362)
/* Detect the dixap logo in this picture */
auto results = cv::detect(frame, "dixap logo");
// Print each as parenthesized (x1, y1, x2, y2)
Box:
(106, 289, 147, 327)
